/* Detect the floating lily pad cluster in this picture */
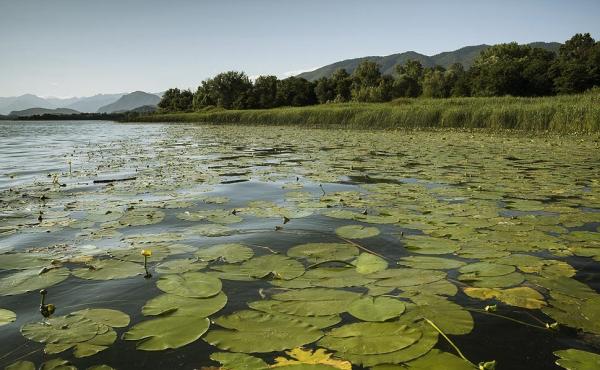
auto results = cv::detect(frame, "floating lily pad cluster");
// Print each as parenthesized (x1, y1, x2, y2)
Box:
(1, 127, 599, 368)
(21, 308, 129, 358)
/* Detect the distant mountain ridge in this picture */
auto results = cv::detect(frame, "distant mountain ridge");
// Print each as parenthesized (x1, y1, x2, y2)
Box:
(0, 91, 161, 115)
(8, 107, 80, 117)
(97, 91, 161, 113)
(297, 42, 562, 81)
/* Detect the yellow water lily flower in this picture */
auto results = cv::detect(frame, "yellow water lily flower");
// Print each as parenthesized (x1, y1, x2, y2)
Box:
(141, 250, 152, 257)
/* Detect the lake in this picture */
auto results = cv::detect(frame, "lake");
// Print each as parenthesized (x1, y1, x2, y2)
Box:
(1, 120, 599, 370)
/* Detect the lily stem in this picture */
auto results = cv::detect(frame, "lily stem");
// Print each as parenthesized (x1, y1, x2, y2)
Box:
(424, 317, 476, 367)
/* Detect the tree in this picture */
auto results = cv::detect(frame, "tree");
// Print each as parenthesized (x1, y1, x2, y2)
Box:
(445, 63, 470, 97)
(551, 33, 600, 93)
(394, 60, 424, 97)
(470, 43, 533, 96)
(192, 71, 253, 110)
(352, 60, 382, 88)
(252, 75, 279, 109)
(276, 77, 317, 106)
(330, 69, 352, 102)
(422, 69, 447, 98)
(158, 88, 193, 112)
(314, 77, 336, 104)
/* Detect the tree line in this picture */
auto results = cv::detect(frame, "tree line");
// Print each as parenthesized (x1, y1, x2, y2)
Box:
(158, 33, 600, 112)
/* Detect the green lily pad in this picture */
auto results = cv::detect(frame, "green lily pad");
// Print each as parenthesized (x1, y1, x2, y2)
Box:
(318, 322, 422, 355)
(118, 208, 165, 226)
(123, 314, 210, 351)
(348, 296, 406, 322)
(5, 361, 35, 370)
(40, 358, 76, 370)
(143, 291, 227, 317)
(21, 315, 100, 344)
(0, 268, 70, 296)
(402, 235, 460, 255)
(248, 300, 341, 328)
(156, 272, 222, 298)
(0, 253, 50, 270)
(338, 321, 438, 366)
(70, 308, 130, 327)
(195, 243, 254, 263)
(204, 310, 323, 353)
(186, 224, 234, 237)
(459, 262, 515, 277)
(268, 288, 362, 316)
(238, 255, 305, 280)
(354, 253, 388, 274)
(403, 349, 475, 369)
(460, 271, 524, 288)
(155, 258, 207, 274)
(372, 269, 446, 288)
(554, 348, 600, 370)
(210, 352, 269, 370)
(72, 259, 141, 280)
(335, 225, 380, 239)
(0, 308, 16, 326)
(409, 295, 474, 335)
(287, 243, 359, 263)
(398, 256, 466, 270)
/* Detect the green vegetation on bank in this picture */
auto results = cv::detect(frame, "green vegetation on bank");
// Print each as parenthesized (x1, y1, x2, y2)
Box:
(129, 89, 600, 133)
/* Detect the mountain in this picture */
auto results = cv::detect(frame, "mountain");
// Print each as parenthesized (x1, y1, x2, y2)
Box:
(96, 91, 160, 113)
(297, 42, 562, 81)
(8, 107, 81, 117)
(65, 93, 124, 113)
(0, 94, 56, 115)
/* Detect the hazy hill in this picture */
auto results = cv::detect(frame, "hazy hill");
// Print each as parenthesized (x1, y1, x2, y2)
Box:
(66, 93, 124, 113)
(0, 94, 56, 115)
(97, 91, 160, 113)
(9, 107, 81, 117)
(297, 42, 561, 81)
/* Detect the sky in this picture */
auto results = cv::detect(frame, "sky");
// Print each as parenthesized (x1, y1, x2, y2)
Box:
(0, 0, 599, 98)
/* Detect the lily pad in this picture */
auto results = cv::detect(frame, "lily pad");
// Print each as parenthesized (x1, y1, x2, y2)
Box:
(156, 272, 222, 298)
(238, 255, 305, 280)
(204, 310, 323, 353)
(210, 352, 269, 370)
(143, 291, 227, 317)
(318, 322, 422, 355)
(402, 235, 460, 255)
(71, 308, 130, 328)
(0, 268, 70, 296)
(195, 243, 254, 263)
(354, 253, 388, 274)
(123, 314, 210, 351)
(21, 315, 100, 344)
(464, 287, 546, 309)
(72, 259, 141, 280)
(155, 258, 207, 274)
(335, 225, 380, 239)
(0, 308, 17, 326)
(348, 296, 406, 322)
(403, 349, 475, 369)
(287, 243, 359, 263)
(398, 256, 466, 270)
(554, 348, 600, 370)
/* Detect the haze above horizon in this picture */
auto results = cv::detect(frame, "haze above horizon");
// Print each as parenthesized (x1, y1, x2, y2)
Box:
(1, 0, 599, 97)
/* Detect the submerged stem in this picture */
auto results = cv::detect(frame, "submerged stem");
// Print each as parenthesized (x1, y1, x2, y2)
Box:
(424, 317, 476, 367)
(466, 308, 547, 331)
(338, 236, 391, 261)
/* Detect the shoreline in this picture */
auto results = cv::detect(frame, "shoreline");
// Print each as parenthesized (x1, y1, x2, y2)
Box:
(125, 92, 600, 133)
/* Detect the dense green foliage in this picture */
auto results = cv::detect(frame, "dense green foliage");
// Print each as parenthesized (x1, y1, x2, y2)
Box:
(157, 34, 599, 115)
(130, 89, 600, 133)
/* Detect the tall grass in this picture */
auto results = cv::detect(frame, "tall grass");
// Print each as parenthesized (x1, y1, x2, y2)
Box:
(128, 90, 600, 133)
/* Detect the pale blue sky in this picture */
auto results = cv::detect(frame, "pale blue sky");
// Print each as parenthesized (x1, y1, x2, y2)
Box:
(0, 0, 598, 97)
